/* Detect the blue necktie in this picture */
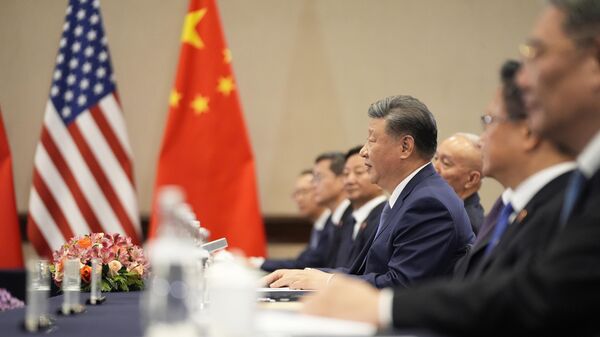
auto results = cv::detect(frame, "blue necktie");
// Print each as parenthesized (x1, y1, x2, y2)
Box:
(484, 202, 514, 256)
(474, 196, 505, 247)
(374, 202, 392, 238)
(560, 170, 587, 226)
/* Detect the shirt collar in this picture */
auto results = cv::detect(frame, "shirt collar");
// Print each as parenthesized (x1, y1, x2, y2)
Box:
(331, 199, 351, 225)
(351, 195, 388, 240)
(510, 162, 577, 213)
(352, 195, 388, 225)
(313, 209, 331, 231)
(388, 162, 429, 208)
(577, 130, 600, 178)
(501, 188, 512, 205)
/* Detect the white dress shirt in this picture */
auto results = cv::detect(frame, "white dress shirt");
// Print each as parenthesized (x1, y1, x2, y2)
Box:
(351, 195, 388, 240)
(388, 163, 430, 208)
(578, 130, 600, 178)
(313, 209, 331, 231)
(331, 199, 352, 226)
(508, 162, 577, 221)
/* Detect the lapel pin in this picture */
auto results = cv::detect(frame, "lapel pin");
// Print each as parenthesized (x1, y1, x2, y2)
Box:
(515, 209, 528, 224)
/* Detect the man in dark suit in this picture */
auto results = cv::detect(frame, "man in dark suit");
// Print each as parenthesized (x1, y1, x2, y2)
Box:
(455, 60, 574, 279)
(303, 1, 600, 335)
(293, 169, 329, 250)
(330, 146, 387, 269)
(262, 95, 474, 289)
(258, 152, 351, 271)
(433, 133, 485, 233)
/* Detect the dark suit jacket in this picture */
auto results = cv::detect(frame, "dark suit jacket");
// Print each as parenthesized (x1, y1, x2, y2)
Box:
(464, 192, 484, 234)
(454, 170, 571, 280)
(391, 169, 600, 337)
(331, 200, 386, 269)
(260, 205, 353, 272)
(347, 164, 475, 288)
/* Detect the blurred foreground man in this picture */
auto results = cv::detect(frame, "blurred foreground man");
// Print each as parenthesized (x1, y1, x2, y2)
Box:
(453, 60, 574, 279)
(263, 95, 474, 289)
(433, 133, 484, 233)
(304, 1, 600, 336)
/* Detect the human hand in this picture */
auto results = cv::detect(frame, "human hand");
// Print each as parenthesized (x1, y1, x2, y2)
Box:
(260, 268, 333, 290)
(302, 274, 381, 325)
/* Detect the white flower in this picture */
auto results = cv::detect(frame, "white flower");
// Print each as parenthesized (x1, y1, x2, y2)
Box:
(108, 260, 122, 277)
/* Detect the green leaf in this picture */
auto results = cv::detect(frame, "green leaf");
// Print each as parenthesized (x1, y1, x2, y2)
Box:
(101, 280, 111, 292)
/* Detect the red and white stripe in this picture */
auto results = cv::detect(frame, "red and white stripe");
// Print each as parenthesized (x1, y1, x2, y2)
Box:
(27, 93, 140, 258)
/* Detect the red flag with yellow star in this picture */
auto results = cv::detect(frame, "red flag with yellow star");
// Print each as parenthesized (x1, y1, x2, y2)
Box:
(0, 107, 24, 268)
(149, 0, 266, 256)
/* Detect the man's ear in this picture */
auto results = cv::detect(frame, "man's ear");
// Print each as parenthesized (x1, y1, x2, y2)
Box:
(398, 135, 415, 159)
(522, 124, 542, 152)
(464, 170, 482, 190)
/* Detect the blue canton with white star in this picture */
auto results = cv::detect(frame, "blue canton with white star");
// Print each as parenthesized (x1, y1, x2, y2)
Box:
(50, 0, 116, 125)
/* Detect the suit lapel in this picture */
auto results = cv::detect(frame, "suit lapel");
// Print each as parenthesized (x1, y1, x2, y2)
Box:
(472, 171, 572, 277)
(372, 164, 435, 242)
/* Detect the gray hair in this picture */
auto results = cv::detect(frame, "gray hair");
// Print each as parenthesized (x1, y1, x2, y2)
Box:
(549, 0, 600, 46)
(368, 95, 438, 159)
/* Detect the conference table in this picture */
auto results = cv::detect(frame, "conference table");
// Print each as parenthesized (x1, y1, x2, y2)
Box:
(0, 292, 445, 337)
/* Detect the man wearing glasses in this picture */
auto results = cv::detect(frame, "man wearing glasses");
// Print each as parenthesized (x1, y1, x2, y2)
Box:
(454, 60, 574, 280)
(303, 0, 600, 335)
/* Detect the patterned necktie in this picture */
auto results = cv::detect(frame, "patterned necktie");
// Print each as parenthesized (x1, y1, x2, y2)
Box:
(559, 170, 588, 226)
(484, 202, 514, 257)
(374, 202, 392, 238)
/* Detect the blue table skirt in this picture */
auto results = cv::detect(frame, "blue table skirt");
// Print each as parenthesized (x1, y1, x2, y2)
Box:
(0, 292, 144, 337)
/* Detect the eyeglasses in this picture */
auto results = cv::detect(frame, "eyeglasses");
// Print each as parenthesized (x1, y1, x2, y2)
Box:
(480, 114, 510, 126)
(519, 41, 540, 61)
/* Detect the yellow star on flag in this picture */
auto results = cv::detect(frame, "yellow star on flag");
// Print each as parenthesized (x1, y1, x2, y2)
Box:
(181, 8, 207, 49)
(169, 89, 182, 108)
(217, 76, 235, 96)
(223, 48, 232, 64)
(191, 95, 209, 115)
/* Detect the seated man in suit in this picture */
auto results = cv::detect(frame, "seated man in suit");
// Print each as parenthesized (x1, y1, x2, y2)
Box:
(292, 169, 329, 251)
(250, 169, 329, 269)
(453, 60, 574, 279)
(433, 133, 485, 234)
(303, 1, 600, 333)
(262, 95, 474, 289)
(329, 146, 387, 269)
(257, 152, 351, 271)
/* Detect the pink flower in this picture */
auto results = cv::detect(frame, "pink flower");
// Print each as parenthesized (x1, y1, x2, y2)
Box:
(108, 260, 122, 277)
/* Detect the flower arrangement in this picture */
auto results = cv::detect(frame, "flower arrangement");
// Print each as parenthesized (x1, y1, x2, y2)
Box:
(50, 233, 150, 292)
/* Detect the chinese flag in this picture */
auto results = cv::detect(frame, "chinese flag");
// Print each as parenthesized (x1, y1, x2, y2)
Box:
(0, 107, 24, 268)
(149, 0, 266, 256)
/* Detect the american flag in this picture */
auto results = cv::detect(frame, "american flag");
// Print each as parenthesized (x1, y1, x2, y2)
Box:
(27, 0, 141, 258)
